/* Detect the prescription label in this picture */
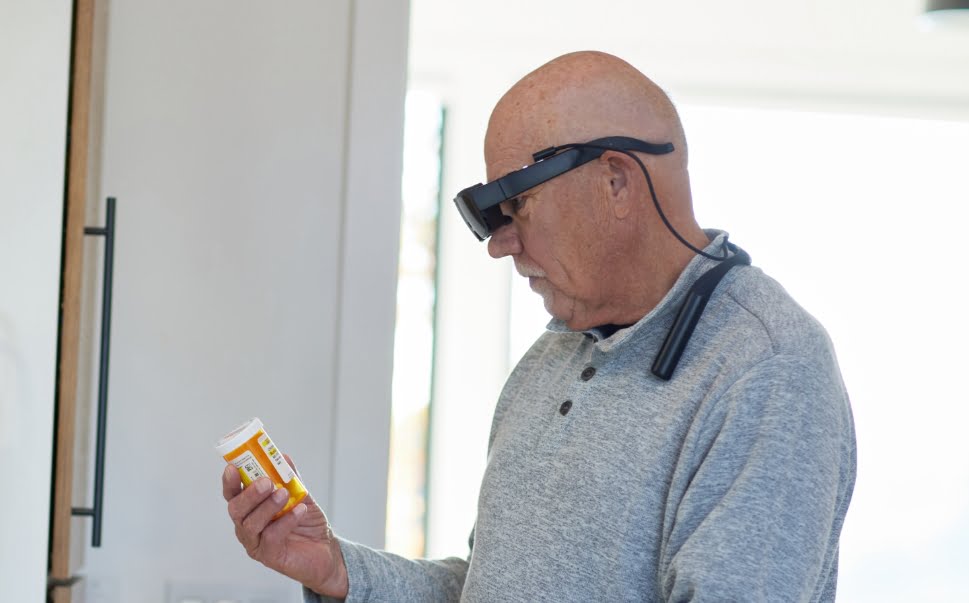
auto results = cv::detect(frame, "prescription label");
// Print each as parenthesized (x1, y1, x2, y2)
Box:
(231, 450, 268, 484)
(259, 434, 294, 483)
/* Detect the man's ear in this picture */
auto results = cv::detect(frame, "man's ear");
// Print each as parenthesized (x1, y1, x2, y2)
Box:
(604, 152, 634, 219)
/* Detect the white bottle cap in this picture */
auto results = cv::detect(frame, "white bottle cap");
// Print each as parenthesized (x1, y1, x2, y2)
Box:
(215, 417, 264, 456)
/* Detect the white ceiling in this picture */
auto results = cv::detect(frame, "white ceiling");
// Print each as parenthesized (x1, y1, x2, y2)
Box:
(409, 0, 969, 120)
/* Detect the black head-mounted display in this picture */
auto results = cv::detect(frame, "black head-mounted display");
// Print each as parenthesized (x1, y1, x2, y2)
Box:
(453, 136, 674, 241)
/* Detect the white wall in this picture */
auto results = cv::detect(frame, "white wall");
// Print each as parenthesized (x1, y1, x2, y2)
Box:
(81, 3, 349, 598)
(329, 0, 411, 538)
(0, 1, 409, 602)
(73, 3, 409, 602)
(0, 2, 73, 602)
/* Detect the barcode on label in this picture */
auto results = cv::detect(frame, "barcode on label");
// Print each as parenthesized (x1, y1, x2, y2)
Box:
(232, 450, 268, 484)
(244, 461, 266, 479)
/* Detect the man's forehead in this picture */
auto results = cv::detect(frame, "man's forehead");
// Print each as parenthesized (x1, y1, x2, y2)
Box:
(484, 130, 543, 180)
(484, 112, 561, 177)
(485, 145, 538, 179)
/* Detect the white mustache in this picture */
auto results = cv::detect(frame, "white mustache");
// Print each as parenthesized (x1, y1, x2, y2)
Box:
(515, 263, 546, 279)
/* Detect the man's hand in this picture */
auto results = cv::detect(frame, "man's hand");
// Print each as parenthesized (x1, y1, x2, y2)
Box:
(222, 455, 349, 598)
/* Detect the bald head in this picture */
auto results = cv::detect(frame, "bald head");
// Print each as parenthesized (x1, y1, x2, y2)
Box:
(481, 51, 710, 329)
(485, 51, 687, 178)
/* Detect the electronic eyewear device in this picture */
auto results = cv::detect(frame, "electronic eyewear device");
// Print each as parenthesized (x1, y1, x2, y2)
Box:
(453, 135, 674, 241)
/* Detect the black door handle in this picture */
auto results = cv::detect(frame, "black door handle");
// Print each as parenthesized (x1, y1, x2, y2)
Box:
(72, 196, 116, 548)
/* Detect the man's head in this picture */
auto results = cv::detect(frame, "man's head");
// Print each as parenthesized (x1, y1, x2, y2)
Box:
(480, 51, 707, 331)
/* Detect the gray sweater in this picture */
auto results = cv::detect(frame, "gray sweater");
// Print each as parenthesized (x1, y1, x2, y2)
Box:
(307, 232, 856, 602)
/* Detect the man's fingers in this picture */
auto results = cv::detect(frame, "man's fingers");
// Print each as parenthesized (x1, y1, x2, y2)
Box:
(241, 486, 290, 537)
(222, 464, 242, 502)
(230, 482, 287, 552)
(259, 502, 307, 551)
(227, 477, 274, 522)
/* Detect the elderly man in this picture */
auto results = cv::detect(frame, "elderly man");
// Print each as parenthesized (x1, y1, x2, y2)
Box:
(222, 51, 856, 602)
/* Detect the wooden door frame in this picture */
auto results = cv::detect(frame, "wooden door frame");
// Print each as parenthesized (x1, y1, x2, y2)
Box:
(49, 0, 96, 600)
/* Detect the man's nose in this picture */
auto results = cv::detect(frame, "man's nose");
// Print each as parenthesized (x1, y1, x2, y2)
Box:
(487, 217, 522, 258)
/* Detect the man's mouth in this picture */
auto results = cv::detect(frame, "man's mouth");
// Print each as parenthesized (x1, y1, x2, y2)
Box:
(515, 263, 545, 279)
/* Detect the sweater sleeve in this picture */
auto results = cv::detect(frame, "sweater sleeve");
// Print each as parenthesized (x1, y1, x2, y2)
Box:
(303, 538, 469, 603)
(660, 353, 856, 602)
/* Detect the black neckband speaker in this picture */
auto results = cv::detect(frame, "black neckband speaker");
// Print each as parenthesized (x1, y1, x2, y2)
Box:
(651, 244, 751, 380)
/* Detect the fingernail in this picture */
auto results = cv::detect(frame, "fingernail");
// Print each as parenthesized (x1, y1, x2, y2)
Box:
(255, 479, 272, 494)
(272, 487, 288, 503)
(293, 503, 306, 518)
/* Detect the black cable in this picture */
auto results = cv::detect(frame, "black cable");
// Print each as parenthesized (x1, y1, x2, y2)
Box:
(650, 243, 750, 380)
(554, 142, 729, 261)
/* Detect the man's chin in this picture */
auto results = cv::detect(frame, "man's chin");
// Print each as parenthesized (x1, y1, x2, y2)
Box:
(541, 295, 571, 325)
(529, 281, 574, 324)
(543, 298, 595, 331)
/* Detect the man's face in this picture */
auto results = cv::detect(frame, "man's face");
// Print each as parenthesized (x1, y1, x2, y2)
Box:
(485, 149, 615, 329)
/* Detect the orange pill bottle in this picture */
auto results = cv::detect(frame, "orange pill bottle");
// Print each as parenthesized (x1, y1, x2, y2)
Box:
(216, 417, 308, 518)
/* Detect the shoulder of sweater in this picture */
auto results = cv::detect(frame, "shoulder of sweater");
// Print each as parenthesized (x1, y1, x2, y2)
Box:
(718, 265, 834, 358)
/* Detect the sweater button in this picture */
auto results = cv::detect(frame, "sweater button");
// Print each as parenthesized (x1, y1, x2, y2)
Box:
(580, 366, 597, 381)
(559, 400, 573, 416)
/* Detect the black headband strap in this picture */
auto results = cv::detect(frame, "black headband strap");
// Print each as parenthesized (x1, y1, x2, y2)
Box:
(533, 136, 675, 162)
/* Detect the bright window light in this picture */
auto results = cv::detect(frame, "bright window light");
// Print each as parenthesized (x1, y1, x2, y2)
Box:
(385, 90, 444, 558)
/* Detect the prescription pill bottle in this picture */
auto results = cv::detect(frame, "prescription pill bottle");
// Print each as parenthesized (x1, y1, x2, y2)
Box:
(216, 417, 308, 519)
